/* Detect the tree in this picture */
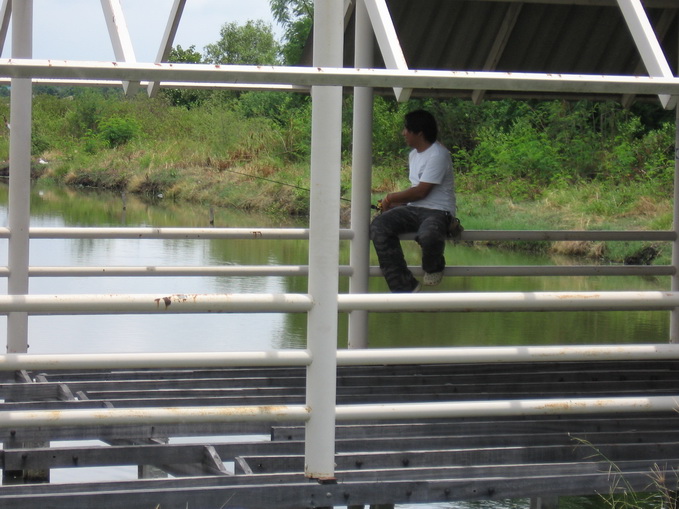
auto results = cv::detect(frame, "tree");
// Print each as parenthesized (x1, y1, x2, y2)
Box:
(269, 0, 313, 65)
(270, 0, 312, 26)
(161, 45, 207, 108)
(204, 20, 280, 65)
(169, 44, 202, 64)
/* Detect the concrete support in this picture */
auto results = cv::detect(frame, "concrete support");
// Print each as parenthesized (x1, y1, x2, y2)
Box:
(348, 0, 375, 350)
(304, 0, 344, 480)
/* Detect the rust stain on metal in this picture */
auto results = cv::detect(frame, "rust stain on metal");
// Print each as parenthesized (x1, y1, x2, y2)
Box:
(166, 405, 294, 417)
(539, 401, 587, 411)
(535, 346, 628, 358)
(555, 293, 601, 299)
(252, 231, 263, 239)
(538, 399, 653, 413)
(154, 296, 172, 309)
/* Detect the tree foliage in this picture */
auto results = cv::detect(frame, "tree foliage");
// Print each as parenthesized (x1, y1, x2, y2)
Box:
(204, 20, 280, 65)
(169, 44, 203, 64)
(269, 0, 313, 64)
(162, 45, 208, 109)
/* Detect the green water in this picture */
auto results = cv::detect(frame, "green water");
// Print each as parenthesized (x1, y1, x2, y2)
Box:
(0, 183, 670, 354)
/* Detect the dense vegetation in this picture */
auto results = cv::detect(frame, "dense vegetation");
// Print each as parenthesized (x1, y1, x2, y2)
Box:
(0, 3, 675, 265)
(2, 87, 673, 263)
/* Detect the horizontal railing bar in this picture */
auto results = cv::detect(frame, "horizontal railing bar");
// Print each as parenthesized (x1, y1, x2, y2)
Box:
(25, 227, 342, 240)
(0, 291, 674, 314)
(454, 230, 676, 242)
(0, 227, 669, 242)
(4, 59, 679, 95)
(21, 266, 318, 277)
(335, 396, 679, 421)
(0, 293, 313, 314)
(0, 350, 312, 371)
(0, 405, 311, 428)
(0, 396, 675, 429)
(337, 291, 679, 312)
(395, 265, 675, 277)
(0, 265, 668, 278)
(336, 344, 679, 365)
(0, 345, 674, 372)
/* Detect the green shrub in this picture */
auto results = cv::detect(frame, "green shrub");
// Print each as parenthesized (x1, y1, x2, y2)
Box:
(98, 116, 141, 148)
(64, 89, 107, 137)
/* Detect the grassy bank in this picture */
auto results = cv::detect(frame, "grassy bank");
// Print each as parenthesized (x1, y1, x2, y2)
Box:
(29, 150, 673, 266)
(4, 91, 675, 265)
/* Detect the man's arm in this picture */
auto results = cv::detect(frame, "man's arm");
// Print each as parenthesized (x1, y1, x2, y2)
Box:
(381, 182, 435, 211)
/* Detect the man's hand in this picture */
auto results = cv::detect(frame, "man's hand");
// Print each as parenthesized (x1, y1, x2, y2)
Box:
(382, 182, 435, 210)
(380, 196, 394, 212)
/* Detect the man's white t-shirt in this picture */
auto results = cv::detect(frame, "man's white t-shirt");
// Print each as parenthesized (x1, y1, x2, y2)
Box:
(407, 141, 455, 214)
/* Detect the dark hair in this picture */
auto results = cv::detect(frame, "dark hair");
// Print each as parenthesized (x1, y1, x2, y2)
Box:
(404, 110, 438, 143)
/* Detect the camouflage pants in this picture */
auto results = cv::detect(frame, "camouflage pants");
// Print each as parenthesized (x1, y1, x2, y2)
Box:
(370, 206, 449, 293)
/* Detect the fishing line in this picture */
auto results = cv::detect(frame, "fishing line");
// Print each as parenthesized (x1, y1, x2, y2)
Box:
(221, 166, 353, 203)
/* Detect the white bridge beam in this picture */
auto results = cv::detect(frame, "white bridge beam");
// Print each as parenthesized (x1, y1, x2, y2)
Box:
(2, 59, 679, 95)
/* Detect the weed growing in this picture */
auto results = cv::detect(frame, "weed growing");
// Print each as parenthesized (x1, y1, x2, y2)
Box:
(571, 436, 679, 509)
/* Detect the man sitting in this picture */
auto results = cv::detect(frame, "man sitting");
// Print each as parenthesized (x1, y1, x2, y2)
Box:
(370, 110, 456, 293)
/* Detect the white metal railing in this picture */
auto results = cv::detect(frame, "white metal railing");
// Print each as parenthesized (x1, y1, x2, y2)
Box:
(0, 226, 669, 240)
(0, 226, 670, 241)
(0, 290, 675, 314)
(0, 227, 672, 279)
(3, 0, 678, 482)
(0, 345, 678, 428)
(1, 396, 678, 429)
(0, 264, 667, 278)
(2, 344, 677, 371)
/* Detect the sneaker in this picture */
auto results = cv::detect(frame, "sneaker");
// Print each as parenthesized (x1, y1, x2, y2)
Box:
(423, 271, 443, 286)
(412, 282, 421, 293)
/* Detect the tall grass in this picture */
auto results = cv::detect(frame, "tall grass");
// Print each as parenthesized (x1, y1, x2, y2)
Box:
(2, 89, 675, 262)
(571, 436, 679, 509)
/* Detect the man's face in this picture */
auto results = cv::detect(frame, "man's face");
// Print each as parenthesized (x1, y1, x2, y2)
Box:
(402, 127, 419, 148)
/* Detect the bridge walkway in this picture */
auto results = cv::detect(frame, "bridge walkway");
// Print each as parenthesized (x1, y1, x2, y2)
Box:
(0, 358, 677, 508)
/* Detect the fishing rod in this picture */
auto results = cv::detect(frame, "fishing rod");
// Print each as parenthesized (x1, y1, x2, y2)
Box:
(219, 166, 367, 206)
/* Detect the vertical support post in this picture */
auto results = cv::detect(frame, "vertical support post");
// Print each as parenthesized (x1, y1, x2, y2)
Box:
(348, 0, 375, 350)
(4, 6, 44, 485)
(304, 0, 344, 479)
(530, 496, 559, 509)
(7, 0, 32, 354)
(671, 30, 679, 343)
(671, 103, 679, 343)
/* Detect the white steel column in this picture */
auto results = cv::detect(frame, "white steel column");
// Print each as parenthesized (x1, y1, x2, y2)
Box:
(147, 0, 186, 97)
(100, 0, 139, 96)
(304, 0, 344, 479)
(671, 103, 679, 343)
(348, 0, 374, 350)
(7, 0, 32, 354)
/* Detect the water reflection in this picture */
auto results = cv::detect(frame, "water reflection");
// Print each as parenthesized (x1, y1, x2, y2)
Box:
(0, 183, 671, 354)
